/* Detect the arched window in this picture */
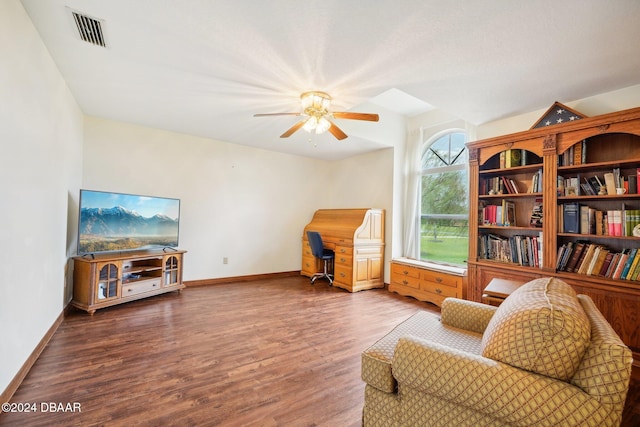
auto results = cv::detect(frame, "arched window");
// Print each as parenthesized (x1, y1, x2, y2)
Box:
(418, 130, 469, 266)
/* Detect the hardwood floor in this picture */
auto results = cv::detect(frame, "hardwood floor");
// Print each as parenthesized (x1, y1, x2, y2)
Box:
(2, 276, 639, 426)
(1, 277, 431, 426)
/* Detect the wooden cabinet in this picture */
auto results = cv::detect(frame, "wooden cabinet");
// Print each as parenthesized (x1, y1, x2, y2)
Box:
(467, 106, 640, 363)
(302, 208, 384, 292)
(389, 258, 466, 307)
(72, 250, 186, 314)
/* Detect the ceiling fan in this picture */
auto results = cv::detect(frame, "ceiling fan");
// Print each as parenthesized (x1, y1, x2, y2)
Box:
(254, 91, 379, 140)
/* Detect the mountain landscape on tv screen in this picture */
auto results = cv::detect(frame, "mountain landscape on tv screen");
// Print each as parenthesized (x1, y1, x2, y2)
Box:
(79, 206, 179, 253)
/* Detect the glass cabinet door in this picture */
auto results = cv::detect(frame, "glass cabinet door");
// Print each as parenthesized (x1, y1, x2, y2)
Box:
(164, 255, 179, 286)
(96, 262, 119, 301)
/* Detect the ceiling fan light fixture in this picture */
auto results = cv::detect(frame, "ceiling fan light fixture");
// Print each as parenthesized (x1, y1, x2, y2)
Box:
(300, 91, 331, 116)
(316, 117, 331, 134)
(300, 91, 333, 135)
(303, 116, 318, 132)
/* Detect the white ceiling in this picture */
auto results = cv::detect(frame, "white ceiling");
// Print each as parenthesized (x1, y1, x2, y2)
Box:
(19, 0, 640, 160)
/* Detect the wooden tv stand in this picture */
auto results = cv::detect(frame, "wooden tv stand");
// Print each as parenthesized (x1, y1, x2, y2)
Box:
(72, 250, 186, 314)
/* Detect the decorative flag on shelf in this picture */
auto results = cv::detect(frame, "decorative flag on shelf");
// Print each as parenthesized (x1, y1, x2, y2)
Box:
(530, 101, 587, 129)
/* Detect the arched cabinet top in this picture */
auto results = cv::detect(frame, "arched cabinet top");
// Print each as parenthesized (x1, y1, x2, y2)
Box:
(467, 106, 640, 165)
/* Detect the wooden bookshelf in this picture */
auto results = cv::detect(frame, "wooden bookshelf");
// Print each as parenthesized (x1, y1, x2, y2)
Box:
(467, 106, 640, 364)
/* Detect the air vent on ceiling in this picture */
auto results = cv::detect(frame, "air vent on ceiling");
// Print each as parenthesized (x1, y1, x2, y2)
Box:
(70, 10, 106, 47)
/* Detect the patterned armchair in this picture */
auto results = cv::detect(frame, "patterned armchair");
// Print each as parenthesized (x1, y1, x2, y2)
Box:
(361, 277, 632, 426)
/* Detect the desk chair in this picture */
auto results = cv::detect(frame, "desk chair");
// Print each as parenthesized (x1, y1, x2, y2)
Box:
(306, 231, 334, 285)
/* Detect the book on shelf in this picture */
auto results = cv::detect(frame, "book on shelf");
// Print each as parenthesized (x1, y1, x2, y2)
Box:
(580, 176, 597, 195)
(595, 210, 605, 235)
(503, 200, 516, 226)
(579, 205, 595, 235)
(586, 175, 604, 194)
(529, 169, 543, 193)
(604, 172, 617, 195)
(620, 248, 638, 280)
(598, 251, 615, 277)
(606, 210, 623, 236)
(628, 175, 637, 194)
(629, 255, 640, 281)
(506, 149, 521, 168)
(573, 141, 583, 166)
(563, 203, 580, 233)
(529, 196, 543, 228)
(612, 250, 629, 279)
(564, 241, 586, 272)
(556, 242, 574, 271)
(588, 247, 609, 276)
(577, 244, 598, 275)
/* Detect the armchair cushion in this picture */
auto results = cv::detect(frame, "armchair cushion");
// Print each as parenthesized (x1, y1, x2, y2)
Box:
(362, 309, 482, 393)
(480, 277, 591, 381)
(571, 295, 633, 404)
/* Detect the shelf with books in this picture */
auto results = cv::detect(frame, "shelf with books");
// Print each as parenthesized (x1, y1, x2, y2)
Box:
(478, 232, 543, 268)
(557, 198, 640, 237)
(555, 241, 640, 283)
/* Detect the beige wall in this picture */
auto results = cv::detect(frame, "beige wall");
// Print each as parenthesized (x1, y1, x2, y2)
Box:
(0, 0, 83, 395)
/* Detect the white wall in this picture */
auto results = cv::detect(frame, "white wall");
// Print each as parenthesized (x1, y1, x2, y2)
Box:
(0, 0, 83, 395)
(83, 117, 333, 280)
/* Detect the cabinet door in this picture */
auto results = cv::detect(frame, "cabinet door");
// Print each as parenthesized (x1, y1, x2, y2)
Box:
(163, 255, 181, 287)
(95, 262, 120, 301)
(367, 257, 382, 281)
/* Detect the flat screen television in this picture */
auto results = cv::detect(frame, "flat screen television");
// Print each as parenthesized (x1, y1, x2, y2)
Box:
(78, 189, 180, 255)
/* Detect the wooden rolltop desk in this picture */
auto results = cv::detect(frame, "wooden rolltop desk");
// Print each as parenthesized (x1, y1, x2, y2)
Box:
(302, 208, 385, 292)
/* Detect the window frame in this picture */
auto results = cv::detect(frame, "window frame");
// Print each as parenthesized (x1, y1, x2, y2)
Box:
(417, 129, 469, 266)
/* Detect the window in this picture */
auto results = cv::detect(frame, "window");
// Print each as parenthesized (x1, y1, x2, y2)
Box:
(419, 131, 469, 266)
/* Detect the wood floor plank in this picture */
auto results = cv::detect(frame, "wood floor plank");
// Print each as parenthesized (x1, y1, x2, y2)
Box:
(2, 275, 638, 426)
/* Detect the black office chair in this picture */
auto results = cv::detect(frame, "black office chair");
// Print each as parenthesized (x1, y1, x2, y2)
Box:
(306, 231, 334, 285)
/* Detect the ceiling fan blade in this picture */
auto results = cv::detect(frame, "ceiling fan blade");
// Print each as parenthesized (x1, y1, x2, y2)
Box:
(328, 121, 348, 140)
(280, 120, 307, 138)
(254, 112, 302, 117)
(332, 112, 379, 122)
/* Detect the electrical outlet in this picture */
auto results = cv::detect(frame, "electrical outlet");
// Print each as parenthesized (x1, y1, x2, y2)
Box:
(223, 257, 228, 264)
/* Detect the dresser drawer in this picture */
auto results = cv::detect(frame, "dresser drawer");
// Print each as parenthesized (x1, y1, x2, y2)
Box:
(391, 263, 420, 280)
(421, 269, 461, 288)
(334, 264, 352, 284)
(391, 274, 420, 289)
(302, 255, 319, 274)
(335, 246, 353, 256)
(122, 278, 161, 296)
(421, 280, 459, 298)
(335, 252, 353, 266)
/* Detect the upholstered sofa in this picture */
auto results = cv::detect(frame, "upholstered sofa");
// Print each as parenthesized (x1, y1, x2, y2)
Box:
(362, 277, 632, 426)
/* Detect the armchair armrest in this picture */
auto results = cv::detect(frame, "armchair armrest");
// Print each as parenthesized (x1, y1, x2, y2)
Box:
(440, 298, 497, 334)
(393, 336, 616, 427)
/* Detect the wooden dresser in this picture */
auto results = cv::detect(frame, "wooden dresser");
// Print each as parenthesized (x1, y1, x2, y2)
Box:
(389, 258, 467, 307)
(302, 208, 385, 292)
